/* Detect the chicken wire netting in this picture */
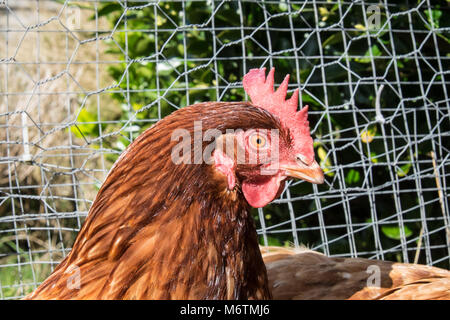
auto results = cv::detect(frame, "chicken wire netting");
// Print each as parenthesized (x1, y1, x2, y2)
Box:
(0, 0, 449, 299)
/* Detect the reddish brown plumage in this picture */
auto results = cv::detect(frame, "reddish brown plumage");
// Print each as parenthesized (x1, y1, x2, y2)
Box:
(26, 69, 449, 300)
(27, 102, 280, 300)
(262, 247, 450, 300)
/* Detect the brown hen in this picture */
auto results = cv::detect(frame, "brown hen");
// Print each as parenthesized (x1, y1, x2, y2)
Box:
(26, 68, 449, 300)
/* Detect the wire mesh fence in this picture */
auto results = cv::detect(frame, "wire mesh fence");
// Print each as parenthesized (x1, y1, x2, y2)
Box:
(1, 0, 449, 299)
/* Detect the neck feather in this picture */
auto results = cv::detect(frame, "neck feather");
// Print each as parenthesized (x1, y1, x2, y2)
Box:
(30, 103, 273, 299)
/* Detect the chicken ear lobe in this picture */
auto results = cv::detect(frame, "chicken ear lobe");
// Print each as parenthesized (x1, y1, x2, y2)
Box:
(212, 149, 236, 190)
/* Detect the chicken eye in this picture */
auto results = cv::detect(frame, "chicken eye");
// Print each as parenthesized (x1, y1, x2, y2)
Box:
(249, 134, 267, 149)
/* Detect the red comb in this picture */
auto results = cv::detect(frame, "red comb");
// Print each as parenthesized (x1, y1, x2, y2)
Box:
(243, 68, 314, 162)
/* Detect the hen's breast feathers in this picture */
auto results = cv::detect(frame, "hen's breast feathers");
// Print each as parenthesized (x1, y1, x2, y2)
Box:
(26, 102, 275, 300)
(24, 100, 450, 300)
(262, 246, 450, 300)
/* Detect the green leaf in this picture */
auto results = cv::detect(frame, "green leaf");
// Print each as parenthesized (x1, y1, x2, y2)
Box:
(345, 169, 360, 185)
(370, 152, 379, 164)
(424, 9, 442, 28)
(361, 125, 377, 143)
(355, 45, 382, 63)
(278, 0, 288, 12)
(382, 225, 413, 240)
(71, 109, 99, 139)
(397, 163, 412, 177)
(135, 37, 154, 57)
(96, 3, 122, 18)
(300, 94, 318, 105)
(322, 33, 343, 48)
(317, 146, 334, 177)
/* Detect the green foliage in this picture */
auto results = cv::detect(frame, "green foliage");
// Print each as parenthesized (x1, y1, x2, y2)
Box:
(71, 109, 99, 139)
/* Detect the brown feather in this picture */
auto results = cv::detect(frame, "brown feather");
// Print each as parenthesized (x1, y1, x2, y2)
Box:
(26, 102, 279, 300)
(262, 246, 450, 300)
(26, 101, 449, 300)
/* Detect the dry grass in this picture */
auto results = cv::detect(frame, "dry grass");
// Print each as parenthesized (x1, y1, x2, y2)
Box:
(0, 1, 120, 298)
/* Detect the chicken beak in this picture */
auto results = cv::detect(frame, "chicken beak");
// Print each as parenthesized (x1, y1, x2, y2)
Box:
(280, 159, 325, 184)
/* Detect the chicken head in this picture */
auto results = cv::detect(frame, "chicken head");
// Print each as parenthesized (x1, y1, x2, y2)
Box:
(212, 68, 324, 208)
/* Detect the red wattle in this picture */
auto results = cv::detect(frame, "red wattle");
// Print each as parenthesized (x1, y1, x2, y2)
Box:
(242, 174, 284, 208)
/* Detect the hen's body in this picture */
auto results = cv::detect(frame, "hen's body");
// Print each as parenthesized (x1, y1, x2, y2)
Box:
(26, 69, 450, 300)
(262, 247, 450, 300)
(27, 102, 275, 300)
